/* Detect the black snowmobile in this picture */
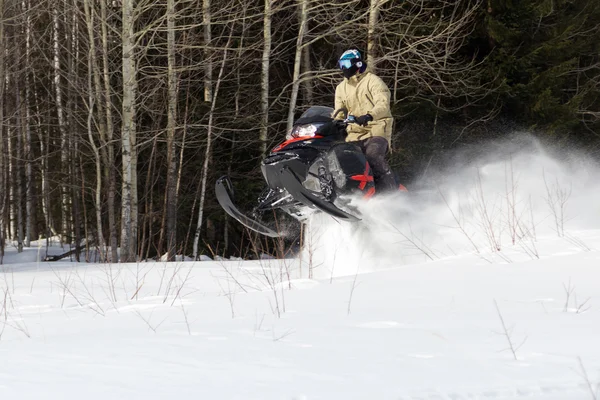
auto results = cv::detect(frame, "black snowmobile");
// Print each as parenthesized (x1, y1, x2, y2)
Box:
(215, 106, 405, 237)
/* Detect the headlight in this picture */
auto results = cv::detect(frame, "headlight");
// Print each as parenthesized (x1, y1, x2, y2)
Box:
(286, 123, 323, 139)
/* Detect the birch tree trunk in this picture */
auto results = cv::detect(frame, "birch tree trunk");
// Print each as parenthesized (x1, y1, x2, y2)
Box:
(121, 0, 138, 262)
(176, 92, 189, 200)
(100, 0, 118, 263)
(203, 0, 212, 102)
(16, 78, 24, 252)
(139, 137, 157, 261)
(0, 0, 4, 262)
(8, 126, 14, 240)
(286, 0, 309, 133)
(86, 92, 105, 261)
(35, 88, 55, 239)
(260, 0, 272, 155)
(176, 91, 189, 253)
(23, 0, 33, 247)
(302, 45, 313, 105)
(82, 0, 106, 260)
(165, 0, 178, 261)
(53, 3, 71, 244)
(13, 23, 23, 252)
(367, 0, 382, 67)
(69, 0, 81, 260)
(432, 5, 458, 137)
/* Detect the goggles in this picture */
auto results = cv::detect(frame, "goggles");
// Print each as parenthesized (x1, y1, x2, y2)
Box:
(338, 59, 353, 69)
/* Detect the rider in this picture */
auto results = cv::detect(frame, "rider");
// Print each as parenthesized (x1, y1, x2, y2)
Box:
(334, 48, 397, 192)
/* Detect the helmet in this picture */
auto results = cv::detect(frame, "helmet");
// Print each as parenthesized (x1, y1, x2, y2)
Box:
(338, 48, 366, 79)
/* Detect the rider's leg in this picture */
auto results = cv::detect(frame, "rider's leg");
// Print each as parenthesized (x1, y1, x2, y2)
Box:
(362, 136, 397, 192)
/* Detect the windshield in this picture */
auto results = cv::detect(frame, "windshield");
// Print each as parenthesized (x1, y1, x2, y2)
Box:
(298, 106, 335, 119)
(294, 106, 335, 126)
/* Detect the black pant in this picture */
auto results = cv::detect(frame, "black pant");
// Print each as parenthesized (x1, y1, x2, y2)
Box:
(354, 136, 397, 192)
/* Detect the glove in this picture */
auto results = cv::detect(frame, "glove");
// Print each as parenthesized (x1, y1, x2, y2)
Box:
(355, 114, 373, 126)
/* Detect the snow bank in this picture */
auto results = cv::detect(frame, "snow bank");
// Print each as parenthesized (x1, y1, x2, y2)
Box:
(1, 136, 599, 400)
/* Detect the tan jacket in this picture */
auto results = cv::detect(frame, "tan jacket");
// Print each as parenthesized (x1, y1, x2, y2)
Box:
(334, 71, 393, 143)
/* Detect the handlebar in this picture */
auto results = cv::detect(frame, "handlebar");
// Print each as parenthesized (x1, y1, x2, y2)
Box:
(332, 108, 348, 119)
(344, 115, 357, 124)
(332, 108, 359, 129)
(332, 109, 359, 123)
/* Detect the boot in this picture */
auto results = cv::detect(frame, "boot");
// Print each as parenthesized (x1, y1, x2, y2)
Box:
(375, 171, 399, 194)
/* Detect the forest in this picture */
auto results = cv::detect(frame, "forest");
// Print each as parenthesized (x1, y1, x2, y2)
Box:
(0, 0, 598, 262)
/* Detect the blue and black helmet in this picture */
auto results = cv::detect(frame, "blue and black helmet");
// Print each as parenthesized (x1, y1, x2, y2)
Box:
(338, 48, 366, 78)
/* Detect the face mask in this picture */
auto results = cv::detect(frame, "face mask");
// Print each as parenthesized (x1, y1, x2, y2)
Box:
(342, 65, 358, 79)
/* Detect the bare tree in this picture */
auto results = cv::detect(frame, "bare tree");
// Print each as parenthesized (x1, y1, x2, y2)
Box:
(203, 0, 212, 102)
(121, 0, 139, 262)
(286, 0, 309, 133)
(35, 87, 55, 243)
(100, 0, 119, 263)
(22, 0, 34, 248)
(0, 0, 4, 262)
(367, 0, 384, 64)
(165, 0, 178, 261)
(82, 0, 106, 261)
(11, 18, 24, 253)
(52, 0, 71, 244)
(302, 44, 313, 105)
(260, 0, 273, 156)
(377, 0, 493, 116)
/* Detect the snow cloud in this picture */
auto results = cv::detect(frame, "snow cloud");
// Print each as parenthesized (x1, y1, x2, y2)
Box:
(302, 134, 600, 278)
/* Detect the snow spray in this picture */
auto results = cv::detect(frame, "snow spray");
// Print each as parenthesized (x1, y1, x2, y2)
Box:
(300, 134, 600, 278)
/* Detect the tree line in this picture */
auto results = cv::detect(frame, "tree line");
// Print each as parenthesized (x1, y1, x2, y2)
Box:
(0, 0, 597, 262)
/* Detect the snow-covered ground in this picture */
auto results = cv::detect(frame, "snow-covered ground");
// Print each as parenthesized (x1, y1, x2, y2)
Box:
(1, 138, 599, 400)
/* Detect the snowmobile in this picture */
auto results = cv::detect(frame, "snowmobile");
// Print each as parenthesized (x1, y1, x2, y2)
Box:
(215, 106, 405, 237)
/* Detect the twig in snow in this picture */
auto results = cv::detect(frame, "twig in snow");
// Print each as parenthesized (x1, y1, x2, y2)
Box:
(494, 299, 527, 360)
(170, 264, 195, 307)
(562, 278, 592, 314)
(543, 171, 571, 238)
(475, 168, 502, 252)
(564, 278, 574, 312)
(73, 270, 106, 316)
(438, 186, 480, 253)
(1, 286, 8, 321)
(574, 292, 592, 314)
(180, 300, 192, 336)
(133, 309, 166, 334)
(254, 310, 266, 336)
(577, 357, 599, 400)
(51, 268, 84, 309)
(563, 233, 592, 252)
(347, 265, 361, 316)
(272, 327, 295, 342)
(212, 270, 237, 319)
(390, 222, 437, 261)
(208, 244, 249, 293)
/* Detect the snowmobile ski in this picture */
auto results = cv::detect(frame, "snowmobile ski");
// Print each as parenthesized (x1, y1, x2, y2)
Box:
(215, 176, 281, 237)
(279, 165, 360, 222)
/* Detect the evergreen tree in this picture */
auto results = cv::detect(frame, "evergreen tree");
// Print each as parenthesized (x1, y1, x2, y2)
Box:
(479, 0, 600, 136)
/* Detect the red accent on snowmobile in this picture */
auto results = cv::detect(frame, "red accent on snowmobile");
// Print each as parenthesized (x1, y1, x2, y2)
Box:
(272, 135, 324, 153)
(399, 184, 408, 192)
(350, 163, 374, 190)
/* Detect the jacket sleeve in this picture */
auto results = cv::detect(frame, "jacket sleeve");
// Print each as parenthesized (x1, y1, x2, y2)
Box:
(334, 83, 346, 120)
(366, 75, 391, 121)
